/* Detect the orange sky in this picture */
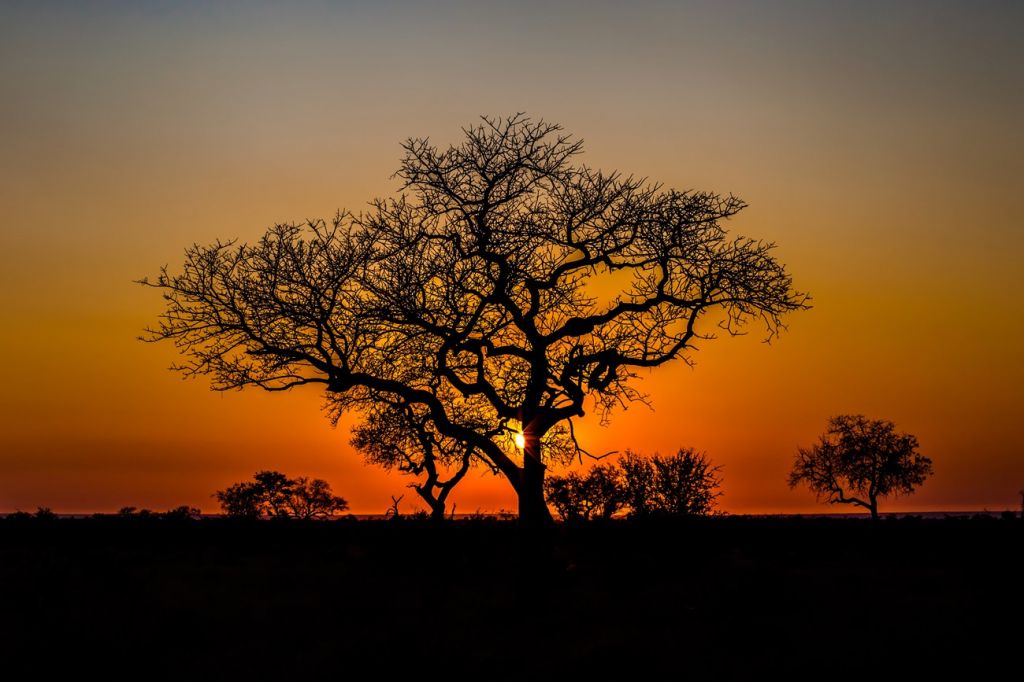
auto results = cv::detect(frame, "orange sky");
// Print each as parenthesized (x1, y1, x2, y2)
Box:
(1, 1, 1022, 514)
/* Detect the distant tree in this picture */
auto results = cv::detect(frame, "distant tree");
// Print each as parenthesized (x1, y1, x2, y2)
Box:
(252, 470, 294, 518)
(652, 449, 723, 516)
(162, 506, 203, 520)
(287, 477, 349, 520)
(215, 471, 348, 520)
(143, 114, 808, 526)
(789, 414, 933, 520)
(115, 506, 160, 518)
(619, 452, 659, 517)
(544, 473, 586, 521)
(215, 480, 264, 519)
(34, 507, 58, 521)
(546, 450, 721, 520)
(545, 464, 626, 522)
(620, 449, 723, 518)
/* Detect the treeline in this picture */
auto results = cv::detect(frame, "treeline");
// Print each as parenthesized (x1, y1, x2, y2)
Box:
(4, 506, 203, 521)
(3, 471, 350, 522)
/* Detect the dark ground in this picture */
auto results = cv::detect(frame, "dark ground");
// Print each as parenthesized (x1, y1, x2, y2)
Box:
(1, 515, 1020, 679)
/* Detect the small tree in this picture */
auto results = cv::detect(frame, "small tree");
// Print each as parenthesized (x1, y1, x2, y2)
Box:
(620, 449, 722, 518)
(33, 507, 58, 521)
(162, 506, 203, 521)
(547, 449, 722, 520)
(215, 471, 348, 519)
(545, 463, 625, 522)
(349, 400, 489, 521)
(789, 414, 933, 520)
(287, 477, 349, 520)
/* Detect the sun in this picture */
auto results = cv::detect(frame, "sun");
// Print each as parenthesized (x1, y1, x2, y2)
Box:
(514, 432, 526, 450)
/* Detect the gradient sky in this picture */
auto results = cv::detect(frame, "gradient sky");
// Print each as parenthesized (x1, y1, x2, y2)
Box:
(2, 0, 1022, 514)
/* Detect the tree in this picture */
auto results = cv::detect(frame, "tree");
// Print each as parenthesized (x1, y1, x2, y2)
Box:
(144, 114, 807, 525)
(215, 480, 263, 518)
(348, 399, 491, 521)
(287, 477, 350, 520)
(545, 449, 722, 521)
(349, 394, 577, 520)
(252, 470, 295, 518)
(161, 506, 203, 520)
(215, 471, 348, 519)
(619, 449, 723, 517)
(33, 507, 57, 521)
(788, 414, 933, 520)
(545, 463, 626, 522)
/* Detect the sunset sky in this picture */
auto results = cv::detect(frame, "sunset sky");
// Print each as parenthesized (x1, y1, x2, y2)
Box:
(2, 1, 1021, 515)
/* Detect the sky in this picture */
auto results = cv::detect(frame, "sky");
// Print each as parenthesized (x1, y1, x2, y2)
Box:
(1, 0, 1022, 515)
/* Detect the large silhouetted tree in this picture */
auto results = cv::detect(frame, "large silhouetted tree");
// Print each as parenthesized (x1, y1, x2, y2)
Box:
(144, 114, 807, 525)
(789, 414, 933, 520)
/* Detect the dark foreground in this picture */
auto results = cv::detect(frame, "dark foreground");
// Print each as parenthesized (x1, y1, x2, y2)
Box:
(1, 515, 1020, 679)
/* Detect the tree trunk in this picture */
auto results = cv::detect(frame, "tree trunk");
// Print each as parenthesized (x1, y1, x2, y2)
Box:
(411, 485, 445, 521)
(869, 494, 879, 521)
(427, 496, 446, 522)
(519, 432, 553, 527)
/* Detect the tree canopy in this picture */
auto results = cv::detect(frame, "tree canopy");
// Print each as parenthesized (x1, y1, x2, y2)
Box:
(788, 414, 933, 520)
(144, 114, 807, 524)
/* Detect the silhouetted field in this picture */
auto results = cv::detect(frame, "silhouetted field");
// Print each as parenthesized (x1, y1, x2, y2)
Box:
(2, 516, 1020, 678)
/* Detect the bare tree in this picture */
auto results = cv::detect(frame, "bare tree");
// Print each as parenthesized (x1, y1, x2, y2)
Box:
(789, 415, 933, 520)
(144, 114, 807, 525)
(385, 494, 404, 519)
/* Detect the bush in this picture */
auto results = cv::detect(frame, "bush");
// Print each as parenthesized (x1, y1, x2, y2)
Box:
(546, 449, 722, 521)
(621, 449, 723, 517)
(545, 464, 625, 522)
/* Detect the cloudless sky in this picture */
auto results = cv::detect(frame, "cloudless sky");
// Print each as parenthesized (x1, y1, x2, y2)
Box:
(1, 0, 1022, 514)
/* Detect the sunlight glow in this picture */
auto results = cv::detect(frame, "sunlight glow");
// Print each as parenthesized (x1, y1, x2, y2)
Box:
(514, 432, 526, 450)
